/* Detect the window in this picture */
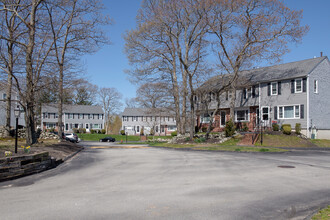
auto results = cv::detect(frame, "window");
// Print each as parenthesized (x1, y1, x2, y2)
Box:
(85, 124, 89, 129)
(65, 124, 68, 131)
(262, 107, 269, 121)
(314, 80, 318, 93)
(201, 115, 210, 123)
(2, 93, 6, 99)
(295, 79, 302, 93)
(46, 123, 56, 129)
(55, 114, 59, 118)
(133, 116, 138, 121)
(92, 124, 100, 129)
(69, 113, 73, 119)
(137, 126, 140, 132)
(235, 109, 249, 122)
(271, 82, 277, 95)
(78, 114, 83, 119)
(123, 116, 128, 121)
(278, 105, 300, 119)
(168, 126, 176, 131)
(155, 126, 158, 133)
(74, 124, 79, 128)
(44, 113, 48, 119)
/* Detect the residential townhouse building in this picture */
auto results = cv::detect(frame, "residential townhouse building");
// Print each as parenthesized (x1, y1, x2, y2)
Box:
(122, 108, 177, 135)
(0, 88, 25, 128)
(196, 56, 330, 139)
(41, 104, 104, 133)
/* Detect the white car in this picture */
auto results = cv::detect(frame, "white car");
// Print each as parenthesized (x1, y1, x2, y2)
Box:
(64, 133, 79, 143)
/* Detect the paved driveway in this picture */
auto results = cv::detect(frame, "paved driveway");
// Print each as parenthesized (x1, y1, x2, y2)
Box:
(0, 142, 329, 219)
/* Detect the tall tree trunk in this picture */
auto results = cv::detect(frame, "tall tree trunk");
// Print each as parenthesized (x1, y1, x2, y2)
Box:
(57, 64, 64, 140)
(25, 0, 39, 145)
(171, 68, 181, 134)
(5, 43, 13, 137)
(230, 86, 236, 121)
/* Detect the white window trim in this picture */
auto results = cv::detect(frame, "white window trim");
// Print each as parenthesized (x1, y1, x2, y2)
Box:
(261, 106, 270, 122)
(295, 78, 302, 93)
(271, 82, 277, 95)
(220, 111, 226, 127)
(314, 80, 318, 94)
(278, 104, 300, 119)
(235, 108, 250, 122)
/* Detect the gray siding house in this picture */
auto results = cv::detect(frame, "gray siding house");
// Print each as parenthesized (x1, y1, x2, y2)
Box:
(197, 56, 330, 139)
(41, 104, 104, 133)
(122, 108, 177, 135)
(0, 88, 25, 128)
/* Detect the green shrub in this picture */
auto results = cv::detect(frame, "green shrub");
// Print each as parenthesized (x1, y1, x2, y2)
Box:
(242, 123, 249, 132)
(101, 129, 106, 134)
(171, 131, 177, 137)
(185, 137, 190, 141)
(79, 128, 86, 134)
(225, 120, 235, 137)
(90, 129, 96, 134)
(194, 137, 206, 143)
(295, 123, 301, 135)
(282, 124, 292, 135)
(272, 123, 279, 131)
(201, 127, 207, 132)
(120, 130, 125, 135)
(140, 127, 144, 136)
(73, 128, 78, 133)
(200, 137, 206, 142)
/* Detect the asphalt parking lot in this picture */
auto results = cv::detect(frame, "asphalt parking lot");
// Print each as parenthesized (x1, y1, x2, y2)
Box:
(0, 141, 329, 219)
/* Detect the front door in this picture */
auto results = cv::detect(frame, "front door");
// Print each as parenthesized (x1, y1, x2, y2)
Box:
(220, 111, 226, 127)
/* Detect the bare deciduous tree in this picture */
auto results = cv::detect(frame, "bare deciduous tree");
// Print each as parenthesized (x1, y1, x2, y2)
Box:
(99, 87, 122, 134)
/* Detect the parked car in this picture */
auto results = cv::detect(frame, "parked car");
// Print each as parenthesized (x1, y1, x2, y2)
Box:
(65, 133, 79, 143)
(100, 136, 116, 142)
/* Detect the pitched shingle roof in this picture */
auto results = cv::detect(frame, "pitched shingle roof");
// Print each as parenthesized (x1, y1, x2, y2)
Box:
(199, 56, 327, 91)
(122, 108, 174, 117)
(42, 104, 104, 114)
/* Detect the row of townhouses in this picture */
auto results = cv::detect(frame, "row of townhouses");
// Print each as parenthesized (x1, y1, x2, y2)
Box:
(0, 89, 25, 128)
(41, 104, 104, 133)
(121, 108, 177, 135)
(195, 56, 330, 139)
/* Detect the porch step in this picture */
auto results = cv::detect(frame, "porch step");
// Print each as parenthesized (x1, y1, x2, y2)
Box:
(237, 133, 257, 146)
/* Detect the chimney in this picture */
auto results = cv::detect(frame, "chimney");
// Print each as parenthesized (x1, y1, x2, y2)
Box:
(321, 52, 323, 57)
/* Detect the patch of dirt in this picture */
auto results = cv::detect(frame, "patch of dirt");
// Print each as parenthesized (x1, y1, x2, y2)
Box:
(175, 138, 221, 145)
(0, 140, 83, 161)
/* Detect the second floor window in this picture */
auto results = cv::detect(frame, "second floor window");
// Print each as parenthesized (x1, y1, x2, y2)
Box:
(314, 80, 318, 93)
(295, 79, 302, 93)
(69, 113, 73, 119)
(123, 116, 128, 121)
(2, 93, 6, 99)
(271, 82, 277, 95)
(133, 116, 138, 121)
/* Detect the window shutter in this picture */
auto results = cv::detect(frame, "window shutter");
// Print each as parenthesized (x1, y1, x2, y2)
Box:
(267, 83, 271, 96)
(278, 82, 281, 95)
(303, 78, 307, 92)
(291, 80, 295, 93)
(252, 86, 256, 98)
(243, 88, 246, 99)
(300, 104, 304, 119)
(274, 106, 277, 119)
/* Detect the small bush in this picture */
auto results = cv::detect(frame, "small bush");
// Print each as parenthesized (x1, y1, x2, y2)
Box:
(185, 137, 190, 141)
(140, 127, 144, 136)
(235, 148, 241, 152)
(259, 148, 269, 152)
(200, 137, 206, 142)
(73, 128, 78, 133)
(282, 124, 292, 135)
(242, 123, 249, 132)
(150, 128, 155, 136)
(295, 123, 301, 135)
(272, 123, 279, 131)
(120, 130, 125, 135)
(101, 129, 106, 134)
(79, 128, 86, 134)
(171, 131, 177, 137)
(90, 129, 96, 134)
(225, 120, 235, 137)
(201, 127, 207, 132)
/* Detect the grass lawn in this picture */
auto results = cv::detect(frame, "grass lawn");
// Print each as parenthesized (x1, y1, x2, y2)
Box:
(149, 138, 287, 152)
(311, 139, 330, 148)
(255, 134, 314, 148)
(311, 206, 330, 220)
(77, 133, 174, 142)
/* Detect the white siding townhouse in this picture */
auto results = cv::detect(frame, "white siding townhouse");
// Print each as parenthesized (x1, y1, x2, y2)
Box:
(122, 108, 177, 136)
(41, 104, 104, 133)
(0, 88, 25, 128)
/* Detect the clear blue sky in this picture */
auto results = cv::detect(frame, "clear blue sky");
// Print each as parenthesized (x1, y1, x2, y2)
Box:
(83, 0, 330, 104)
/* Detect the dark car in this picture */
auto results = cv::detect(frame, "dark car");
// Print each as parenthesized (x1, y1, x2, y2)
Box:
(100, 136, 116, 142)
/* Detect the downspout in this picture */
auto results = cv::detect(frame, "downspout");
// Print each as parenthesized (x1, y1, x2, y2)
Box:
(63, 112, 65, 132)
(258, 82, 261, 129)
(307, 76, 310, 138)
